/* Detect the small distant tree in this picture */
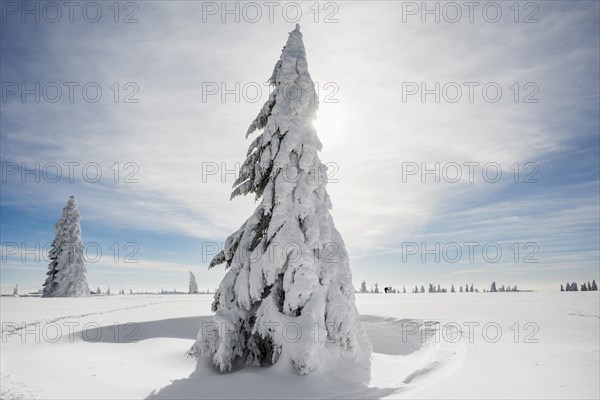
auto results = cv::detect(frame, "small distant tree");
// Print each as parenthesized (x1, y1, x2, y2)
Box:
(581, 283, 587, 291)
(413, 285, 418, 293)
(464, 284, 469, 292)
(490, 282, 497, 292)
(403, 286, 406, 294)
(96, 287, 101, 294)
(592, 280, 598, 291)
(189, 271, 199, 294)
(129, 289, 133, 295)
(106, 287, 111, 295)
(451, 285, 455, 293)
(420, 285, 425, 293)
(571, 282, 578, 291)
(360, 280, 367, 293)
(12, 284, 19, 296)
(469, 284, 474, 292)
(587, 282, 592, 291)
(560, 284, 564, 291)
(460, 286, 463, 293)
(374, 283, 379, 293)
(437, 284, 441, 293)
(371, 284, 374, 293)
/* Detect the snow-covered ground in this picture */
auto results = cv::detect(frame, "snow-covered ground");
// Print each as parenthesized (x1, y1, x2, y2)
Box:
(1, 292, 598, 399)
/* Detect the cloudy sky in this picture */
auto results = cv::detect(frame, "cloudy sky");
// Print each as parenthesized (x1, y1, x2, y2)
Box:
(1, 1, 598, 294)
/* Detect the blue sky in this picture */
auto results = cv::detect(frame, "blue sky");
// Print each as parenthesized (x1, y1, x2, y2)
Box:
(1, 1, 599, 293)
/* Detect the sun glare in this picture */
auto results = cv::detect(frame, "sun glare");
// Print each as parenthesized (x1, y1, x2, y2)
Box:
(313, 105, 345, 138)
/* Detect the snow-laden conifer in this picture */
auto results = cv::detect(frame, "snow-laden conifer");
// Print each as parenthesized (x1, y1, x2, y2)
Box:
(42, 196, 89, 297)
(189, 271, 199, 294)
(189, 25, 371, 375)
(360, 280, 367, 293)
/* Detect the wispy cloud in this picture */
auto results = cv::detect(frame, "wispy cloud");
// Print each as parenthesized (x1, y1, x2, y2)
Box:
(1, 1, 598, 291)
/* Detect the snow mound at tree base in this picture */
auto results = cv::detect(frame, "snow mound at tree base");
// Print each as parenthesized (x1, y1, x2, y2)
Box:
(149, 316, 463, 399)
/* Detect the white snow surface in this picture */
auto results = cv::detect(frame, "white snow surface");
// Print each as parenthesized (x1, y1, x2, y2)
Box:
(1, 292, 598, 399)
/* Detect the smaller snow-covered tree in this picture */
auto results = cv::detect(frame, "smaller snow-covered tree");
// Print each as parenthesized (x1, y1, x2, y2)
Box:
(42, 196, 90, 297)
(587, 282, 592, 291)
(469, 284, 474, 292)
(130, 289, 133, 294)
(581, 283, 587, 291)
(420, 285, 425, 293)
(374, 283, 380, 293)
(403, 285, 406, 294)
(189, 271, 199, 294)
(490, 282, 497, 292)
(560, 284, 564, 291)
(460, 286, 463, 293)
(437, 284, 441, 293)
(571, 282, 578, 291)
(360, 280, 367, 293)
(451, 284, 455, 293)
(96, 287, 101, 294)
(12, 284, 18, 297)
(592, 280, 598, 291)
(106, 287, 111, 295)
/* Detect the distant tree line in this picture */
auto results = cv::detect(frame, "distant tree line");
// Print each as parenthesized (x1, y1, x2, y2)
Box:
(561, 280, 597, 292)
(358, 281, 522, 294)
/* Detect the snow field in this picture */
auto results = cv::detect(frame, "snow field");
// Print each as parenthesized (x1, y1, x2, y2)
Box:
(1, 292, 597, 399)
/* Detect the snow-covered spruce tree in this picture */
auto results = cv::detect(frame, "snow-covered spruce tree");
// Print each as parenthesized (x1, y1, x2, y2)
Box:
(490, 282, 497, 292)
(42, 196, 90, 297)
(189, 271, 199, 294)
(592, 280, 598, 291)
(360, 280, 367, 293)
(189, 25, 371, 375)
